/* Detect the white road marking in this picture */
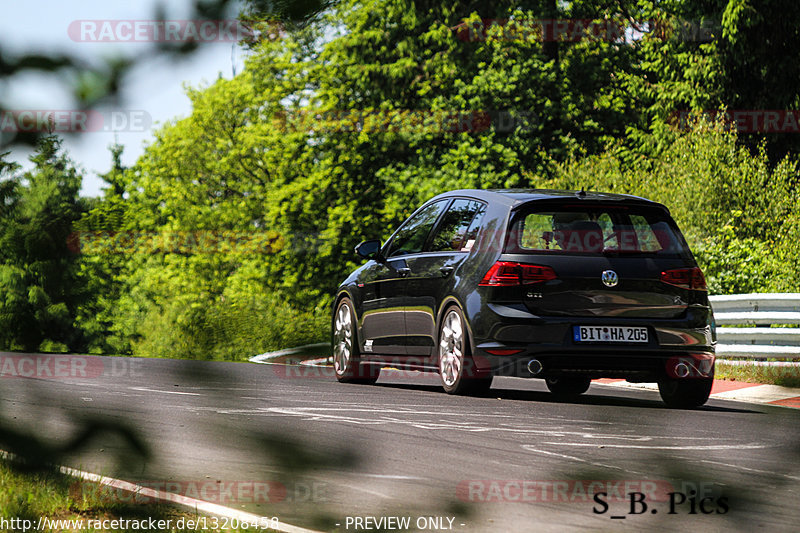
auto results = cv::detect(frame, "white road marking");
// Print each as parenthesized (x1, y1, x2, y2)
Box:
(334, 482, 392, 499)
(697, 459, 800, 481)
(204, 406, 715, 444)
(271, 406, 513, 416)
(129, 387, 201, 396)
(356, 474, 427, 480)
(544, 442, 770, 450)
(521, 446, 629, 473)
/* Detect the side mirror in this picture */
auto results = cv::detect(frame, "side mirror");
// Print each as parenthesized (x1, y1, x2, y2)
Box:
(355, 239, 382, 260)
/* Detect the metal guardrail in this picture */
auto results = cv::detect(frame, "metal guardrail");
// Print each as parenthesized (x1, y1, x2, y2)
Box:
(710, 294, 800, 359)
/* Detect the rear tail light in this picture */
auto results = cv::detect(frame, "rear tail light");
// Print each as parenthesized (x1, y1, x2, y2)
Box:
(660, 267, 707, 291)
(484, 348, 524, 356)
(479, 261, 557, 286)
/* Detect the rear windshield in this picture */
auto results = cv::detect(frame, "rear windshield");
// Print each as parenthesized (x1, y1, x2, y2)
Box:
(505, 205, 691, 257)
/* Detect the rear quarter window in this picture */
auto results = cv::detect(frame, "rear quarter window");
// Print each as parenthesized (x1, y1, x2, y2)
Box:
(428, 199, 486, 252)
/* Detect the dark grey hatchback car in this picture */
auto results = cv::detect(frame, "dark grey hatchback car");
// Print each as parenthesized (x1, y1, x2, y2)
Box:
(332, 189, 715, 408)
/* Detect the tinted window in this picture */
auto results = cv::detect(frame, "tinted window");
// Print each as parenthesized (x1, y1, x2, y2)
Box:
(428, 200, 486, 252)
(461, 203, 486, 251)
(385, 200, 447, 257)
(507, 206, 689, 256)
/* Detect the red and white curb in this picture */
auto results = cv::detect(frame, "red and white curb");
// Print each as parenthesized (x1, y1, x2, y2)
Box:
(593, 379, 800, 409)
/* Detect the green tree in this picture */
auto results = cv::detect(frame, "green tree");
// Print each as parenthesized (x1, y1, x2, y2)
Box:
(73, 143, 135, 354)
(615, 0, 800, 160)
(535, 116, 800, 294)
(99, 0, 719, 356)
(0, 136, 88, 352)
(80, 0, 800, 357)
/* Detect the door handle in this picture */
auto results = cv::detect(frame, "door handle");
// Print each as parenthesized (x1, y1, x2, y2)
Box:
(397, 267, 412, 277)
(440, 266, 454, 277)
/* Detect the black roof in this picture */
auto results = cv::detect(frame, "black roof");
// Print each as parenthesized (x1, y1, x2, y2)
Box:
(430, 188, 664, 209)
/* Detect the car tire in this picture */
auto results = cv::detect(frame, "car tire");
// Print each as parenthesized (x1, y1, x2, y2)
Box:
(545, 376, 591, 397)
(657, 378, 713, 408)
(333, 297, 380, 384)
(438, 306, 492, 395)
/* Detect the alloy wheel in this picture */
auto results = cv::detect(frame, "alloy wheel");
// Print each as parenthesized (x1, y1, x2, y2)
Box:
(333, 302, 353, 375)
(439, 309, 464, 387)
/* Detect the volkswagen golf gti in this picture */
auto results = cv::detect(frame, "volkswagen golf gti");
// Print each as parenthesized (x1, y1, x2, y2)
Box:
(332, 189, 715, 408)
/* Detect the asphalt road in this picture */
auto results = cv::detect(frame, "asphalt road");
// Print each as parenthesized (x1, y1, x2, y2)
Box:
(1, 353, 798, 532)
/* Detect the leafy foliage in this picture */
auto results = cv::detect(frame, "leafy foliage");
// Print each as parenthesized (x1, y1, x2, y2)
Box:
(536, 116, 800, 294)
(0, 138, 88, 352)
(3, 0, 800, 357)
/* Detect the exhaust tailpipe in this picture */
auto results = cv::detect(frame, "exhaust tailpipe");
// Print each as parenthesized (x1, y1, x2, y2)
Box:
(527, 359, 543, 376)
(673, 362, 690, 378)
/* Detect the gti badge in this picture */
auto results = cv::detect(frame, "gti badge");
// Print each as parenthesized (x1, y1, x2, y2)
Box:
(601, 270, 619, 287)
(363, 339, 373, 352)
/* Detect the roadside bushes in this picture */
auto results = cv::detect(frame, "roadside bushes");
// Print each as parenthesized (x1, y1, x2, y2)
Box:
(536, 118, 800, 294)
(202, 292, 328, 362)
(693, 222, 785, 294)
(105, 255, 328, 361)
(130, 287, 327, 362)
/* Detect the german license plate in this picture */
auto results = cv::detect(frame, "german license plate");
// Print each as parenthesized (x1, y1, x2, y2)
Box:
(573, 326, 649, 343)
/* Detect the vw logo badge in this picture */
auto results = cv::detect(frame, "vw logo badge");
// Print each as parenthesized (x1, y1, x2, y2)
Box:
(601, 270, 619, 287)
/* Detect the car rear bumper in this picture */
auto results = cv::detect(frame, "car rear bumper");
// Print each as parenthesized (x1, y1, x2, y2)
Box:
(472, 346, 715, 381)
(471, 303, 714, 381)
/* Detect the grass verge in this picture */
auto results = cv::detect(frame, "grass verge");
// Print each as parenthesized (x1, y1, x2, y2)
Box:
(715, 361, 800, 388)
(0, 460, 271, 533)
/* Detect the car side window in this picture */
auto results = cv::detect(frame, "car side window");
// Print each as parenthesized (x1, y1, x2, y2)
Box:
(385, 200, 447, 257)
(460, 203, 486, 251)
(428, 199, 486, 252)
